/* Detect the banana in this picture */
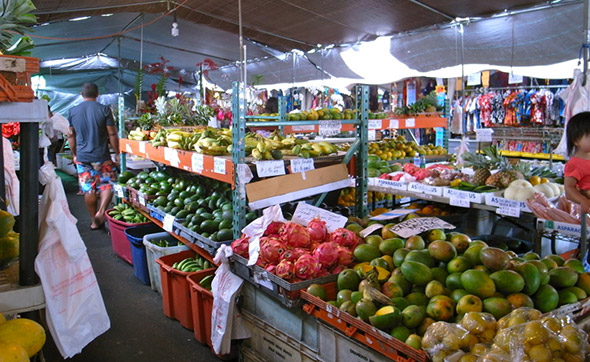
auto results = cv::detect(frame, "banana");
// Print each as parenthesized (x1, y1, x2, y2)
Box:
(251, 149, 263, 160)
(256, 141, 266, 153)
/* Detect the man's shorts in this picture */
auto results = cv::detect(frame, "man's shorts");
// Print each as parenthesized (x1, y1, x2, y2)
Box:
(76, 160, 118, 194)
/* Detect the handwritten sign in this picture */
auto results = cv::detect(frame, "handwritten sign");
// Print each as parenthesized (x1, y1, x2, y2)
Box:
(405, 118, 415, 128)
(476, 129, 493, 142)
(137, 192, 146, 206)
(450, 197, 470, 208)
(509, 72, 524, 84)
(408, 182, 442, 196)
(213, 157, 226, 174)
(163, 214, 175, 232)
(125, 143, 132, 154)
(291, 202, 347, 232)
(497, 206, 520, 218)
(191, 153, 204, 173)
(318, 120, 342, 136)
(368, 119, 382, 129)
(485, 194, 520, 208)
(114, 184, 124, 198)
(255, 160, 285, 177)
(374, 179, 407, 191)
(390, 217, 456, 238)
(359, 224, 383, 238)
(138, 141, 146, 154)
(389, 119, 400, 129)
(290, 158, 314, 173)
(164, 147, 179, 167)
(368, 129, 376, 141)
(467, 72, 481, 86)
(443, 188, 483, 204)
(291, 125, 316, 132)
(370, 209, 419, 221)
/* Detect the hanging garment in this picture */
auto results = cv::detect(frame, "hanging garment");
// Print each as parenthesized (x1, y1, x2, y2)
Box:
(503, 92, 518, 125)
(478, 93, 493, 127)
(555, 69, 590, 155)
(450, 99, 464, 134)
(490, 92, 506, 124)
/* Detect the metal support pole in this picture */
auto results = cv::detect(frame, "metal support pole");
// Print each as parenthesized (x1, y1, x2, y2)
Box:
(355, 85, 369, 218)
(232, 81, 247, 240)
(118, 96, 126, 172)
(0, 135, 6, 211)
(581, 212, 588, 262)
(19, 122, 39, 286)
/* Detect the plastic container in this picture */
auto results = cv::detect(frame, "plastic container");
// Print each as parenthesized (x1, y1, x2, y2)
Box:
(144, 232, 189, 293)
(105, 208, 152, 265)
(156, 250, 200, 329)
(124, 224, 165, 285)
(187, 269, 215, 347)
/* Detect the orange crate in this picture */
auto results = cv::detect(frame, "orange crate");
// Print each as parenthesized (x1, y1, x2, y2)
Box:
(0, 55, 39, 102)
(156, 250, 201, 330)
(187, 269, 215, 347)
(301, 282, 428, 362)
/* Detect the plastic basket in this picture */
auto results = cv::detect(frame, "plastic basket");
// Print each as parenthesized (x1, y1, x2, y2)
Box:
(155, 250, 200, 329)
(143, 232, 189, 293)
(124, 224, 165, 285)
(105, 208, 152, 265)
(187, 269, 215, 347)
(126, 186, 156, 212)
(173, 221, 231, 256)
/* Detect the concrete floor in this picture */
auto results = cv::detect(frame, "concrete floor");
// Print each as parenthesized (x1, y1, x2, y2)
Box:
(42, 172, 222, 362)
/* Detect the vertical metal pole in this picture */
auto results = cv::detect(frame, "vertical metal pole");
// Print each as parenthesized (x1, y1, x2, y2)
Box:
(232, 82, 247, 240)
(19, 122, 39, 286)
(356, 85, 369, 218)
(583, 0, 589, 86)
(118, 97, 126, 172)
(0, 134, 6, 211)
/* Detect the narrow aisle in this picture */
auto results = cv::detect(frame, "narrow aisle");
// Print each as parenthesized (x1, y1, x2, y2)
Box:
(42, 172, 219, 362)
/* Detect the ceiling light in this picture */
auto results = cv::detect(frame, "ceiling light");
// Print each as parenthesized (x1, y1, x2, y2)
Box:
(101, 14, 113, 17)
(171, 12, 179, 37)
(69, 16, 91, 22)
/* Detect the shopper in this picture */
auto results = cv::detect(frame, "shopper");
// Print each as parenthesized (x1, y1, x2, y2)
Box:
(67, 83, 120, 230)
(564, 111, 590, 213)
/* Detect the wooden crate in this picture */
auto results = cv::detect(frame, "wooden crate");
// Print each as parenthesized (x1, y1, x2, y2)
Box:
(0, 55, 39, 103)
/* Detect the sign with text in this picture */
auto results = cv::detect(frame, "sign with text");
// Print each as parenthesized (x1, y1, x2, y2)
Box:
(255, 160, 285, 177)
(370, 208, 419, 221)
(467, 72, 481, 86)
(164, 147, 179, 167)
(509, 73, 524, 84)
(291, 202, 347, 232)
(408, 182, 443, 196)
(485, 194, 530, 211)
(138, 141, 146, 154)
(290, 158, 315, 173)
(137, 192, 146, 206)
(213, 157, 226, 174)
(191, 153, 204, 173)
(389, 119, 400, 129)
(318, 120, 342, 136)
(449, 196, 470, 208)
(359, 224, 383, 238)
(443, 188, 484, 204)
(368, 129, 376, 141)
(163, 214, 175, 232)
(113, 184, 124, 198)
(373, 178, 408, 191)
(291, 125, 316, 132)
(405, 118, 416, 128)
(368, 119, 382, 129)
(497, 206, 520, 218)
(390, 217, 456, 238)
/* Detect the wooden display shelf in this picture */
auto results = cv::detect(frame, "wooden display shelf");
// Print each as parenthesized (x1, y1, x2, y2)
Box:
(120, 139, 235, 186)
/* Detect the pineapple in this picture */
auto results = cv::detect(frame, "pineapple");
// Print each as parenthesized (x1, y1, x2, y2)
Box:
(462, 151, 492, 186)
(483, 146, 523, 188)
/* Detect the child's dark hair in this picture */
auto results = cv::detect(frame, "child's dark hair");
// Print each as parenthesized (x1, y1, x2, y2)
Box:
(567, 111, 590, 156)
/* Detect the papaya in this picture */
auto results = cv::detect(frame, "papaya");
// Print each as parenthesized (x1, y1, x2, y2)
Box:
(401, 261, 433, 286)
(0, 318, 46, 357)
(369, 306, 402, 331)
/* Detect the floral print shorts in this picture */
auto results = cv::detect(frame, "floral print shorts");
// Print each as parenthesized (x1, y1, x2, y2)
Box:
(76, 160, 118, 194)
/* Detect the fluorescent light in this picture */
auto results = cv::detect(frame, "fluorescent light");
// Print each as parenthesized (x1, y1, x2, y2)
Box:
(69, 16, 91, 22)
(101, 13, 114, 17)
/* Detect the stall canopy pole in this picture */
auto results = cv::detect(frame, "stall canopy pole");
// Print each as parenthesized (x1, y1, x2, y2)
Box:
(583, 0, 590, 85)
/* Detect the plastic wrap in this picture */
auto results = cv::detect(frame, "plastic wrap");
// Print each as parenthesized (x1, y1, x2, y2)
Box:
(458, 312, 498, 345)
(496, 307, 542, 330)
(422, 321, 471, 362)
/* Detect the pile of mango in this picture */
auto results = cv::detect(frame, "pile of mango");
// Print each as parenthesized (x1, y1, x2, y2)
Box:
(369, 137, 446, 161)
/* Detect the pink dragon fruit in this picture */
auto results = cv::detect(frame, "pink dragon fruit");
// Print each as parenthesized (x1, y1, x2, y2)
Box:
(279, 222, 311, 248)
(307, 217, 328, 243)
(264, 221, 284, 236)
(316, 269, 330, 278)
(274, 260, 295, 280)
(231, 235, 250, 258)
(312, 242, 339, 269)
(336, 245, 354, 266)
(329, 264, 347, 274)
(329, 228, 361, 249)
(259, 237, 286, 265)
(281, 247, 308, 262)
(294, 254, 321, 280)
(265, 264, 277, 273)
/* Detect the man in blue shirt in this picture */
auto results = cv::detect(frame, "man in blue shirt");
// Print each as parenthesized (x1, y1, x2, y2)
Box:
(67, 83, 120, 230)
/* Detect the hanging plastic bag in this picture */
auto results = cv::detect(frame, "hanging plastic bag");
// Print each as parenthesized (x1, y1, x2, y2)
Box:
(34, 162, 110, 358)
(3, 137, 19, 216)
(454, 136, 470, 165)
(210, 244, 249, 355)
(51, 113, 70, 135)
(241, 204, 286, 266)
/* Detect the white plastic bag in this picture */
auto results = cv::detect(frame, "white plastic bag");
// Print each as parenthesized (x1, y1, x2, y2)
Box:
(454, 136, 470, 165)
(51, 113, 70, 135)
(210, 245, 249, 355)
(34, 162, 110, 358)
(241, 204, 286, 266)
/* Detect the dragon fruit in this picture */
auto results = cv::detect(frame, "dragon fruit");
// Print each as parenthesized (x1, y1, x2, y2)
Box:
(294, 254, 321, 280)
(259, 237, 286, 265)
(336, 245, 354, 266)
(329, 228, 361, 249)
(265, 264, 277, 273)
(279, 222, 311, 248)
(312, 242, 339, 269)
(231, 235, 250, 258)
(281, 248, 308, 262)
(307, 218, 328, 243)
(329, 264, 347, 274)
(274, 260, 295, 280)
(316, 269, 330, 278)
(264, 221, 284, 236)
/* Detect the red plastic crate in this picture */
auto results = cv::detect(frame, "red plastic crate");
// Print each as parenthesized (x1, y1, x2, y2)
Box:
(105, 208, 151, 264)
(187, 269, 215, 347)
(156, 250, 200, 330)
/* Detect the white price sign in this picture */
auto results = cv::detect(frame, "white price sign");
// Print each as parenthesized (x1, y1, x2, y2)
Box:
(375, 179, 407, 191)
(467, 72, 482, 86)
(390, 217, 456, 238)
(509, 73, 524, 84)
(125, 143, 132, 154)
(163, 214, 175, 232)
(255, 160, 285, 177)
(164, 147, 179, 167)
(291, 125, 316, 132)
(138, 141, 146, 154)
(213, 157, 226, 174)
(368, 129, 376, 141)
(113, 184, 124, 198)
(389, 119, 400, 129)
(290, 158, 314, 173)
(497, 206, 520, 218)
(191, 153, 204, 173)
(450, 197, 470, 208)
(291, 202, 347, 232)
(359, 224, 383, 238)
(318, 120, 342, 136)
(137, 192, 146, 206)
(368, 119, 382, 129)
(405, 118, 415, 128)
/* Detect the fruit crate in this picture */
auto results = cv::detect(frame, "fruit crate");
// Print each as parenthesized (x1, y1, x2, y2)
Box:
(187, 269, 215, 347)
(146, 203, 185, 224)
(0, 55, 39, 102)
(230, 254, 338, 308)
(172, 221, 231, 256)
(126, 186, 157, 212)
(300, 282, 428, 362)
(547, 295, 590, 322)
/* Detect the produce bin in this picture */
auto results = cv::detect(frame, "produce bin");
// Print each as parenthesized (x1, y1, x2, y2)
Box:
(124, 224, 165, 285)
(144, 232, 189, 293)
(187, 269, 215, 347)
(105, 208, 152, 265)
(156, 250, 200, 329)
(173, 220, 231, 256)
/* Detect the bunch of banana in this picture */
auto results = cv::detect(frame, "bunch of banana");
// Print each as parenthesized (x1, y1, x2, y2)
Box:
(172, 255, 212, 272)
(166, 130, 194, 149)
(128, 127, 147, 141)
(150, 128, 169, 147)
(247, 133, 284, 160)
(199, 274, 213, 290)
(292, 141, 338, 158)
(193, 128, 233, 155)
(279, 135, 310, 149)
(108, 203, 148, 223)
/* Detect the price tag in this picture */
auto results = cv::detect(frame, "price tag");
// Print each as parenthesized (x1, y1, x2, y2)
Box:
(163, 214, 175, 232)
(164, 147, 180, 167)
(405, 118, 415, 128)
(137, 192, 146, 206)
(291, 202, 347, 232)
(408, 182, 424, 193)
(291, 125, 316, 132)
(422, 185, 443, 196)
(208, 116, 219, 128)
(114, 184, 124, 198)
(389, 119, 400, 129)
(138, 141, 146, 154)
(125, 143, 132, 154)
(390, 217, 456, 238)
(368, 119, 382, 129)
(497, 206, 520, 218)
(450, 197, 470, 208)
(290, 158, 314, 173)
(318, 120, 342, 136)
(467, 72, 482, 86)
(509, 72, 524, 84)
(368, 129, 376, 141)
(375, 179, 407, 191)
(370, 208, 419, 221)
(255, 160, 285, 177)
(191, 153, 204, 173)
(253, 271, 274, 290)
(214, 158, 226, 174)
(359, 224, 383, 238)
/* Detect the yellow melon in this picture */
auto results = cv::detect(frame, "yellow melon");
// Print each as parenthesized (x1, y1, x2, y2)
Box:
(0, 319, 45, 357)
(0, 340, 29, 361)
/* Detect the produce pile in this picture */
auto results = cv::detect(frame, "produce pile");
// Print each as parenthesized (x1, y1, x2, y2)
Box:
(369, 137, 447, 161)
(0, 314, 45, 360)
(108, 203, 149, 224)
(0, 210, 18, 269)
(172, 254, 212, 273)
